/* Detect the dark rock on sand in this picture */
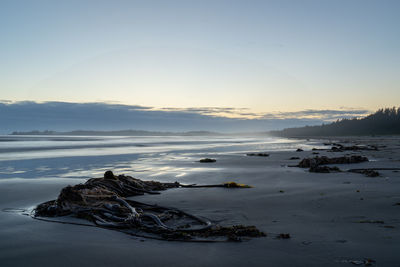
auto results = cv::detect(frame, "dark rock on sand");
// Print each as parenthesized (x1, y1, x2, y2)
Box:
(276, 233, 291, 239)
(298, 156, 369, 168)
(297, 155, 368, 174)
(328, 144, 378, 152)
(312, 148, 326, 151)
(289, 157, 300, 160)
(199, 158, 217, 163)
(348, 169, 380, 177)
(246, 153, 269, 157)
(296, 148, 304, 152)
(309, 166, 341, 173)
(104, 170, 116, 179)
(329, 146, 342, 152)
(358, 220, 384, 224)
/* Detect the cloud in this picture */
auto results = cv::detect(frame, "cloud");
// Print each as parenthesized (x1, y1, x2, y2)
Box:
(153, 107, 255, 118)
(260, 109, 371, 121)
(0, 101, 373, 134)
(148, 106, 371, 121)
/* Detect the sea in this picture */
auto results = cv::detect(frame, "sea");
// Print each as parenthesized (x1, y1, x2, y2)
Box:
(0, 135, 322, 180)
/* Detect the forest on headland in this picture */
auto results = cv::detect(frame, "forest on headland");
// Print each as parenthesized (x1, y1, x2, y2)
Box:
(270, 107, 400, 137)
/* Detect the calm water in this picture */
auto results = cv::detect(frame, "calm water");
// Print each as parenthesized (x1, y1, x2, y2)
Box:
(0, 135, 320, 180)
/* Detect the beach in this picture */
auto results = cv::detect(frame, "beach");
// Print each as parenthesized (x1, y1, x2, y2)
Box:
(0, 135, 399, 266)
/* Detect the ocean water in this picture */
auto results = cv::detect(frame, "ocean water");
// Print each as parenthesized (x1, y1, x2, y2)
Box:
(0, 135, 320, 180)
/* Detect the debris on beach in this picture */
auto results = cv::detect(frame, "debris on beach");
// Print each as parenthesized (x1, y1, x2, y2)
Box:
(34, 171, 264, 242)
(357, 220, 384, 224)
(298, 156, 369, 168)
(296, 155, 368, 173)
(223, 182, 253, 188)
(338, 258, 376, 266)
(296, 148, 304, 152)
(289, 157, 300, 160)
(179, 181, 252, 188)
(275, 233, 291, 239)
(327, 144, 378, 152)
(246, 153, 269, 157)
(199, 158, 216, 163)
(348, 169, 380, 177)
(348, 167, 400, 177)
(309, 166, 341, 173)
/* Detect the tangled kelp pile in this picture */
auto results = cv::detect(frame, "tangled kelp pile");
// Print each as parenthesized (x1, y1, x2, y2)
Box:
(296, 155, 368, 173)
(297, 155, 369, 169)
(34, 171, 265, 242)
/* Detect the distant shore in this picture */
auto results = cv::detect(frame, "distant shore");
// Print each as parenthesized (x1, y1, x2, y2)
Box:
(10, 130, 223, 136)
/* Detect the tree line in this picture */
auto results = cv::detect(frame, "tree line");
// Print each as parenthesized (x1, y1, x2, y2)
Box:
(270, 107, 400, 137)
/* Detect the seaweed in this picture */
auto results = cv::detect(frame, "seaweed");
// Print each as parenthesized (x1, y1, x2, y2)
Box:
(34, 171, 264, 242)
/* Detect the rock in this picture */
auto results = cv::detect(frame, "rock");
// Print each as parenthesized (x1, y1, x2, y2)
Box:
(104, 170, 116, 179)
(297, 155, 368, 174)
(358, 220, 384, 224)
(289, 157, 300, 160)
(199, 158, 216, 163)
(296, 148, 304, 152)
(309, 166, 341, 173)
(328, 144, 378, 152)
(329, 146, 342, 152)
(312, 148, 325, 151)
(298, 156, 368, 168)
(276, 233, 291, 239)
(246, 153, 269, 157)
(349, 169, 380, 177)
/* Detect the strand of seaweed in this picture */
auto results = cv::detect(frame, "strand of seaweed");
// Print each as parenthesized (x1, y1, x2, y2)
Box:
(28, 207, 228, 243)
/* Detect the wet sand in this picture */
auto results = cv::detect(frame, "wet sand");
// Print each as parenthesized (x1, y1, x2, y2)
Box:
(1, 136, 400, 266)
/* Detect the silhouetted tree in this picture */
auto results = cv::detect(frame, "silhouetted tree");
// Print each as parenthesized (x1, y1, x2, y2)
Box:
(270, 107, 400, 137)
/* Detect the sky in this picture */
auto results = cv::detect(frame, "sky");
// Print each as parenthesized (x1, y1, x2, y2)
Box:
(0, 0, 399, 120)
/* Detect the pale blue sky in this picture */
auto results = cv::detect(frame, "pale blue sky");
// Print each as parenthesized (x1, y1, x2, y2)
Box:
(1, 0, 399, 116)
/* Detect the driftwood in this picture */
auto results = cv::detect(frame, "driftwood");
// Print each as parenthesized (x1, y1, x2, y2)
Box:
(34, 171, 264, 242)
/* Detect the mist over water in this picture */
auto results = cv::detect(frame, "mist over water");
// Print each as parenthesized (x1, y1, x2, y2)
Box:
(0, 135, 321, 180)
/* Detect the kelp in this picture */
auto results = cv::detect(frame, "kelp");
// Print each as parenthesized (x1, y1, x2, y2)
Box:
(34, 171, 264, 242)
